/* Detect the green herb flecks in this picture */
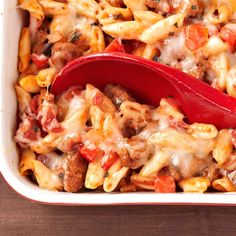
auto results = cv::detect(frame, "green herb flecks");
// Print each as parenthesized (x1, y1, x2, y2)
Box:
(153, 55, 159, 62)
(191, 5, 197, 10)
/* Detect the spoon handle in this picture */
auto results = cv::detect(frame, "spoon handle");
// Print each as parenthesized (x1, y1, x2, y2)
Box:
(147, 60, 236, 128)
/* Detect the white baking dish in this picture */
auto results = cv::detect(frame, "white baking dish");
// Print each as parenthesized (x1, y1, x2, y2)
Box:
(1, 0, 236, 206)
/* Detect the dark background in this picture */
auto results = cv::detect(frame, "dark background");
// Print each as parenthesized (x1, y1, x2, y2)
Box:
(1, 176, 236, 236)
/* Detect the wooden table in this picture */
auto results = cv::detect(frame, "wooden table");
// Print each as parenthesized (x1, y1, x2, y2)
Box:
(1, 176, 236, 236)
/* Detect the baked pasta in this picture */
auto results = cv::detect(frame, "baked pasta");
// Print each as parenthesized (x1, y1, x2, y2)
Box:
(15, 0, 236, 193)
(15, 83, 236, 193)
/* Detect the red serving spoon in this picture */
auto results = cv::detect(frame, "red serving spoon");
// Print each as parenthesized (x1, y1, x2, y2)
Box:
(51, 52, 236, 129)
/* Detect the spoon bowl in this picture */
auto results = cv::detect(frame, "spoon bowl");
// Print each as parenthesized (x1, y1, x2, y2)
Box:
(51, 52, 236, 129)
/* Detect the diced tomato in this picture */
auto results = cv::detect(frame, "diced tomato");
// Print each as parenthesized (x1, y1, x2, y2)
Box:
(23, 130, 38, 140)
(93, 92, 103, 105)
(122, 40, 143, 54)
(220, 27, 236, 52)
(80, 147, 104, 162)
(154, 175, 176, 193)
(31, 53, 49, 69)
(23, 118, 40, 141)
(42, 107, 63, 133)
(29, 95, 40, 115)
(185, 24, 209, 51)
(37, 93, 63, 133)
(104, 38, 125, 53)
(102, 152, 119, 171)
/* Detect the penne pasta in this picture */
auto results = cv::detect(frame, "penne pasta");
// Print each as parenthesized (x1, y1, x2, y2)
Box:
(102, 21, 145, 40)
(142, 44, 158, 60)
(19, 0, 44, 21)
(19, 75, 41, 93)
(210, 53, 230, 91)
(69, 0, 100, 20)
(39, 0, 68, 16)
(179, 177, 210, 193)
(103, 159, 129, 192)
(212, 176, 236, 192)
(89, 26, 106, 53)
(123, 0, 147, 12)
(36, 67, 56, 87)
(187, 123, 218, 139)
(133, 10, 163, 26)
(140, 150, 170, 177)
(213, 129, 233, 166)
(15, 85, 32, 114)
(226, 66, 236, 98)
(50, 13, 75, 38)
(98, 2, 133, 25)
(15, 0, 236, 194)
(139, 14, 185, 44)
(20, 149, 63, 190)
(203, 36, 228, 57)
(206, 3, 232, 24)
(85, 157, 105, 189)
(18, 27, 31, 73)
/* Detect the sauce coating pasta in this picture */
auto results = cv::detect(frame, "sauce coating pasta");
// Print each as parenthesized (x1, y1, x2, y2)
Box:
(15, 84, 236, 193)
(15, 0, 236, 193)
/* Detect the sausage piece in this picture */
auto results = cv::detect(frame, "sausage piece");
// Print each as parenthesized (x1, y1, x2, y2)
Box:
(104, 84, 135, 109)
(127, 136, 153, 169)
(50, 42, 83, 70)
(63, 152, 88, 192)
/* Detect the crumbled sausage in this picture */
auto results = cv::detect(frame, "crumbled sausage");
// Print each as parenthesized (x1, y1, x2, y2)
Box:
(63, 152, 88, 192)
(50, 42, 83, 70)
(32, 30, 48, 55)
(68, 30, 90, 51)
(104, 84, 136, 109)
(169, 155, 211, 181)
(118, 101, 152, 137)
(127, 137, 153, 169)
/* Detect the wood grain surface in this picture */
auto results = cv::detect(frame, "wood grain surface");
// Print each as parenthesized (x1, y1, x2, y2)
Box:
(1, 176, 236, 236)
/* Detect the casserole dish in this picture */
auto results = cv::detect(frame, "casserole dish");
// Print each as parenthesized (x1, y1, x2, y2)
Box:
(1, 0, 236, 205)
